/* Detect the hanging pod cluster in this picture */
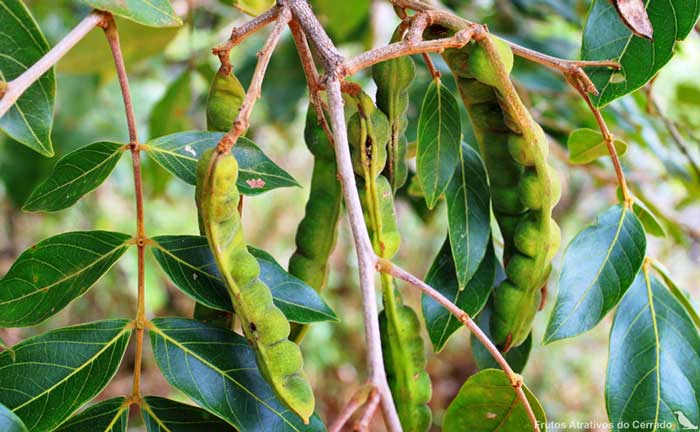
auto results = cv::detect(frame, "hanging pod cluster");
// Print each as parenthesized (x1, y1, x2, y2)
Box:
(348, 70, 432, 430)
(195, 149, 314, 420)
(287, 105, 343, 342)
(438, 30, 561, 351)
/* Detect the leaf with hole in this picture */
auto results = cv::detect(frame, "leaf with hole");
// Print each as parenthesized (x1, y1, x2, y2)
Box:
(0, 320, 132, 432)
(151, 235, 337, 323)
(148, 318, 326, 431)
(417, 79, 462, 209)
(422, 238, 495, 352)
(445, 143, 491, 288)
(23, 142, 124, 212)
(141, 396, 234, 432)
(567, 128, 627, 165)
(78, 0, 182, 27)
(0, 231, 132, 327)
(544, 205, 646, 343)
(146, 131, 299, 195)
(582, 0, 700, 107)
(0, 0, 55, 156)
(55, 398, 128, 432)
(606, 272, 700, 431)
(443, 369, 546, 431)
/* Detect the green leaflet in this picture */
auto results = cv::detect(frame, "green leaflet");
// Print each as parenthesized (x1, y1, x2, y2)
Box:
(443, 369, 546, 431)
(148, 318, 325, 431)
(567, 128, 627, 164)
(606, 272, 700, 431)
(55, 398, 128, 432)
(0, 231, 132, 327)
(544, 205, 646, 343)
(416, 79, 462, 209)
(0, 320, 132, 432)
(141, 396, 234, 431)
(0, 0, 55, 156)
(78, 0, 182, 27)
(195, 149, 314, 422)
(23, 142, 125, 212)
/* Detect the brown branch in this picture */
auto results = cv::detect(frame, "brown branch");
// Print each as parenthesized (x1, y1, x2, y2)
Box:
(102, 14, 147, 402)
(329, 384, 374, 432)
(354, 388, 380, 431)
(216, 7, 292, 154)
(376, 259, 541, 432)
(0, 11, 108, 118)
(212, 6, 280, 67)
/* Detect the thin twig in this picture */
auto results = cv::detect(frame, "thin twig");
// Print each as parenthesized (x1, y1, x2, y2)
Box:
(212, 6, 280, 67)
(216, 7, 292, 153)
(286, 0, 402, 429)
(102, 14, 147, 402)
(353, 389, 380, 431)
(377, 259, 541, 432)
(0, 11, 107, 118)
(329, 384, 374, 432)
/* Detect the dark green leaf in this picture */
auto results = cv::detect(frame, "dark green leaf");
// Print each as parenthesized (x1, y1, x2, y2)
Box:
(0, 320, 132, 432)
(472, 298, 532, 374)
(146, 131, 300, 195)
(0, 0, 55, 156)
(417, 79, 462, 209)
(55, 398, 128, 432)
(544, 205, 646, 343)
(22, 142, 124, 212)
(0, 231, 131, 327)
(443, 369, 546, 431)
(582, 0, 700, 107)
(422, 238, 495, 352)
(78, 0, 182, 27)
(148, 318, 325, 431)
(652, 261, 700, 329)
(141, 396, 234, 431)
(445, 143, 491, 288)
(606, 272, 700, 431)
(567, 128, 627, 165)
(0, 403, 27, 432)
(149, 71, 193, 139)
(151, 235, 337, 323)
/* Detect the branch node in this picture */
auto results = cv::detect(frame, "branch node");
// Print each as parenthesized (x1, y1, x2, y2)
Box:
(510, 373, 524, 390)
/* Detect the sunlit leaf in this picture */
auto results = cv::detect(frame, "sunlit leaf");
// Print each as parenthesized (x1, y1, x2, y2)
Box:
(148, 318, 325, 431)
(78, 0, 182, 27)
(0, 320, 132, 432)
(55, 398, 128, 432)
(544, 205, 646, 343)
(606, 272, 700, 431)
(567, 128, 627, 165)
(0, 0, 55, 156)
(0, 231, 132, 327)
(23, 141, 124, 212)
(443, 369, 546, 431)
(146, 131, 300, 195)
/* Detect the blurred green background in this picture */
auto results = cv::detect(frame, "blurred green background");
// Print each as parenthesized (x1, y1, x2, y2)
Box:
(1, 0, 699, 430)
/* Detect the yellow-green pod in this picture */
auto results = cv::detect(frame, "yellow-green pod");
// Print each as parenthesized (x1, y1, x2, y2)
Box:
(489, 281, 541, 349)
(206, 66, 246, 132)
(196, 149, 314, 422)
(347, 91, 390, 179)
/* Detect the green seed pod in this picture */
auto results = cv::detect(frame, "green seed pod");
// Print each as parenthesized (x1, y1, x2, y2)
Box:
(442, 31, 561, 350)
(348, 91, 390, 179)
(288, 107, 342, 342)
(361, 176, 401, 258)
(489, 281, 540, 350)
(380, 305, 432, 432)
(206, 66, 246, 132)
(196, 148, 314, 422)
(373, 26, 416, 191)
